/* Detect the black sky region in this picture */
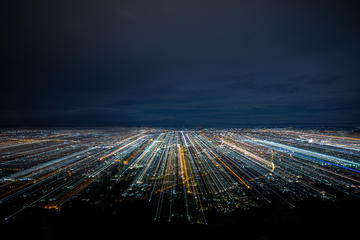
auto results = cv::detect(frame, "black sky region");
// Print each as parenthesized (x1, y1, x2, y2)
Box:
(1, 0, 360, 127)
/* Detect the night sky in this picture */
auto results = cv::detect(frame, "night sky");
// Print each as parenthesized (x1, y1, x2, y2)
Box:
(2, 0, 360, 127)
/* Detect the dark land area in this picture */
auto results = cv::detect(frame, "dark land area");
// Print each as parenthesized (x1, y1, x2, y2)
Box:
(2, 195, 358, 240)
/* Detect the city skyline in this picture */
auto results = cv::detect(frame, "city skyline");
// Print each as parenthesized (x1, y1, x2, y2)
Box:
(2, 1, 360, 239)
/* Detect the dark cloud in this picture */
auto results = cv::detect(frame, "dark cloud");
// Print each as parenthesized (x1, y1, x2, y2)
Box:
(1, 0, 360, 127)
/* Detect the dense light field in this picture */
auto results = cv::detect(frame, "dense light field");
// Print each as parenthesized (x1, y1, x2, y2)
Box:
(1, 128, 360, 225)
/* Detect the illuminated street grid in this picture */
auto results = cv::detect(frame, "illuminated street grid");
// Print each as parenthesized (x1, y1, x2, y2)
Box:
(1, 128, 360, 224)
